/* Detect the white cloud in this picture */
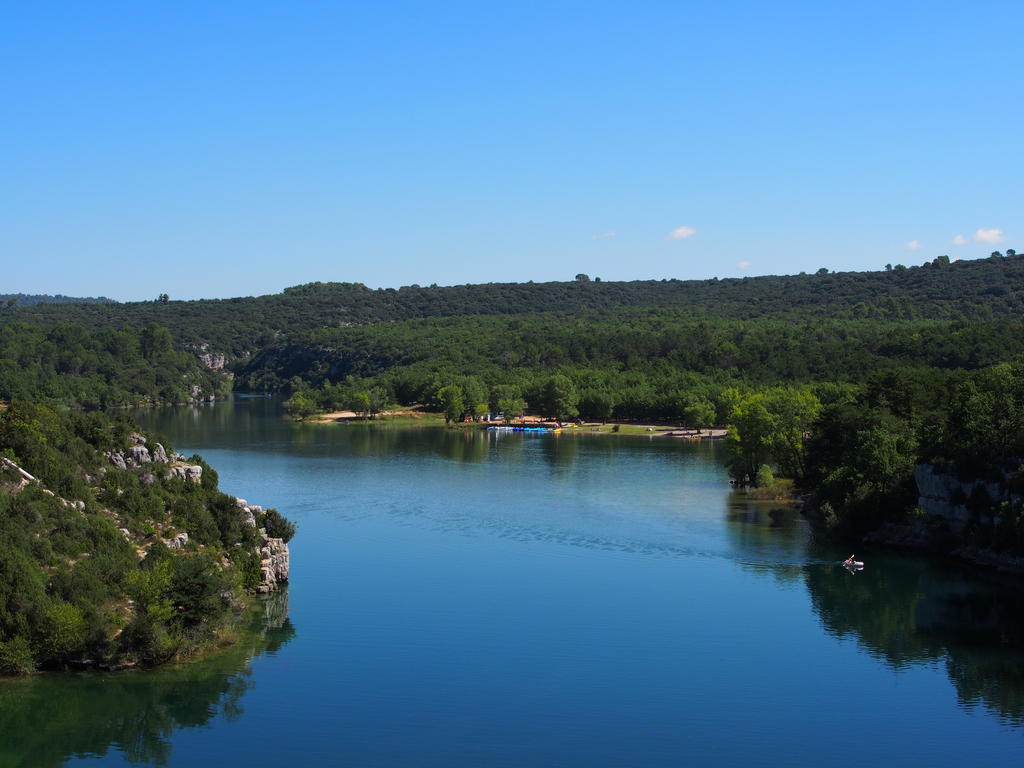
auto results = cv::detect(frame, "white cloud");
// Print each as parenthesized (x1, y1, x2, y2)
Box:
(738, 260, 752, 269)
(952, 234, 967, 245)
(591, 231, 616, 240)
(905, 240, 921, 250)
(974, 227, 1005, 244)
(667, 225, 697, 240)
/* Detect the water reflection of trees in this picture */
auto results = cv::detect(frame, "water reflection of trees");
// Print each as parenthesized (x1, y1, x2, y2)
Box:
(724, 493, 810, 585)
(0, 591, 295, 767)
(805, 559, 1024, 725)
(538, 433, 579, 472)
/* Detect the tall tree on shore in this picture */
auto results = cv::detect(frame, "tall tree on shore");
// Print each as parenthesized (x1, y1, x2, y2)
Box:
(437, 385, 465, 424)
(540, 375, 579, 421)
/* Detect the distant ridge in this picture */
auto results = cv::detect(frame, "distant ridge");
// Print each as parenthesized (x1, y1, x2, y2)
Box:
(2, 250, 1019, 357)
(0, 293, 115, 307)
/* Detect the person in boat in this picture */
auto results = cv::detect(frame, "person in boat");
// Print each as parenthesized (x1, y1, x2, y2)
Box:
(843, 554, 856, 567)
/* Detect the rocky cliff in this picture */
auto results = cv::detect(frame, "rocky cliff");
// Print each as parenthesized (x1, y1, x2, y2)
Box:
(858, 464, 1024, 574)
(914, 464, 1005, 534)
(235, 497, 291, 592)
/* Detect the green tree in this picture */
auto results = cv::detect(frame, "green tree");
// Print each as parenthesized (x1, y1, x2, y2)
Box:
(726, 392, 773, 485)
(285, 390, 318, 420)
(456, 377, 488, 421)
(139, 323, 173, 359)
(37, 601, 87, 664)
(540, 375, 579, 421)
(436, 385, 465, 424)
(490, 384, 525, 421)
(580, 390, 615, 423)
(763, 386, 821, 479)
(350, 387, 389, 419)
(683, 399, 716, 433)
(350, 391, 372, 418)
(0, 635, 35, 675)
(853, 420, 918, 492)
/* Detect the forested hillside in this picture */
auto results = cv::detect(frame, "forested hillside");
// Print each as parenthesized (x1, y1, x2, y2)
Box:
(0, 322, 230, 408)
(0, 294, 113, 308)
(3, 250, 1021, 358)
(237, 312, 1024, 412)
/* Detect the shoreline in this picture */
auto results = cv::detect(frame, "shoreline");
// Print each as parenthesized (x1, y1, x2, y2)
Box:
(303, 408, 727, 439)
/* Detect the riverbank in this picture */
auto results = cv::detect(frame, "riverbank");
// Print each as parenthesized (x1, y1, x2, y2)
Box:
(305, 407, 727, 438)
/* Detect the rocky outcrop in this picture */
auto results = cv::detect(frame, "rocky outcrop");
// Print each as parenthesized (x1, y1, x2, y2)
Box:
(105, 433, 202, 482)
(1, 456, 37, 484)
(168, 463, 203, 482)
(198, 352, 227, 370)
(165, 531, 189, 550)
(235, 498, 258, 527)
(187, 342, 231, 376)
(129, 444, 151, 464)
(235, 498, 290, 593)
(914, 464, 1005, 534)
(257, 534, 290, 593)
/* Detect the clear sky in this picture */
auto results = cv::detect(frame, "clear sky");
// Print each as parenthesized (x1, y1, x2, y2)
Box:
(2, 1, 1021, 301)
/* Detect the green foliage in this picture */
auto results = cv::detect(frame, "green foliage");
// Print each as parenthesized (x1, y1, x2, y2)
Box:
(0, 321, 228, 408)
(0, 635, 35, 675)
(580, 390, 615, 423)
(37, 602, 87, 662)
(436, 385, 465, 424)
(285, 390, 318, 420)
(726, 392, 773, 485)
(7, 252, 1024, 360)
(683, 399, 716, 431)
(540, 375, 579, 421)
(490, 384, 525, 421)
(755, 464, 775, 488)
(0, 405, 295, 674)
(263, 508, 297, 543)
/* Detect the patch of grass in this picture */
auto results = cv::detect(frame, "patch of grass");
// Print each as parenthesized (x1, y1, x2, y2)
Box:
(743, 478, 799, 501)
(580, 423, 674, 436)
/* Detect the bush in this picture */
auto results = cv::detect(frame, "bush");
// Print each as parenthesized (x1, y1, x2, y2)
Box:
(37, 601, 87, 663)
(263, 509, 296, 543)
(0, 635, 36, 675)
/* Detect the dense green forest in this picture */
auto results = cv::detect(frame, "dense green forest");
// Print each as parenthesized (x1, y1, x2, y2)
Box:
(0, 402, 294, 675)
(236, 311, 1024, 413)
(3, 250, 1021, 358)
(0, 322, 230, 408)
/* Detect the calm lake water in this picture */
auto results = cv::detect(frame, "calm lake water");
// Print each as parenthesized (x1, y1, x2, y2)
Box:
(3, 397, 1023, 767)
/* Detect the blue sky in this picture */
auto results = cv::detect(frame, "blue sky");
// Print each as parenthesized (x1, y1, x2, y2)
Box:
(2, 1, 1021, 301)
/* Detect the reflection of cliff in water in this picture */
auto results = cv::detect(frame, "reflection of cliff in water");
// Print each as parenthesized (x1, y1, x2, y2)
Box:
(0, 591, 295, 767)
(806, 558, 1024, 725)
